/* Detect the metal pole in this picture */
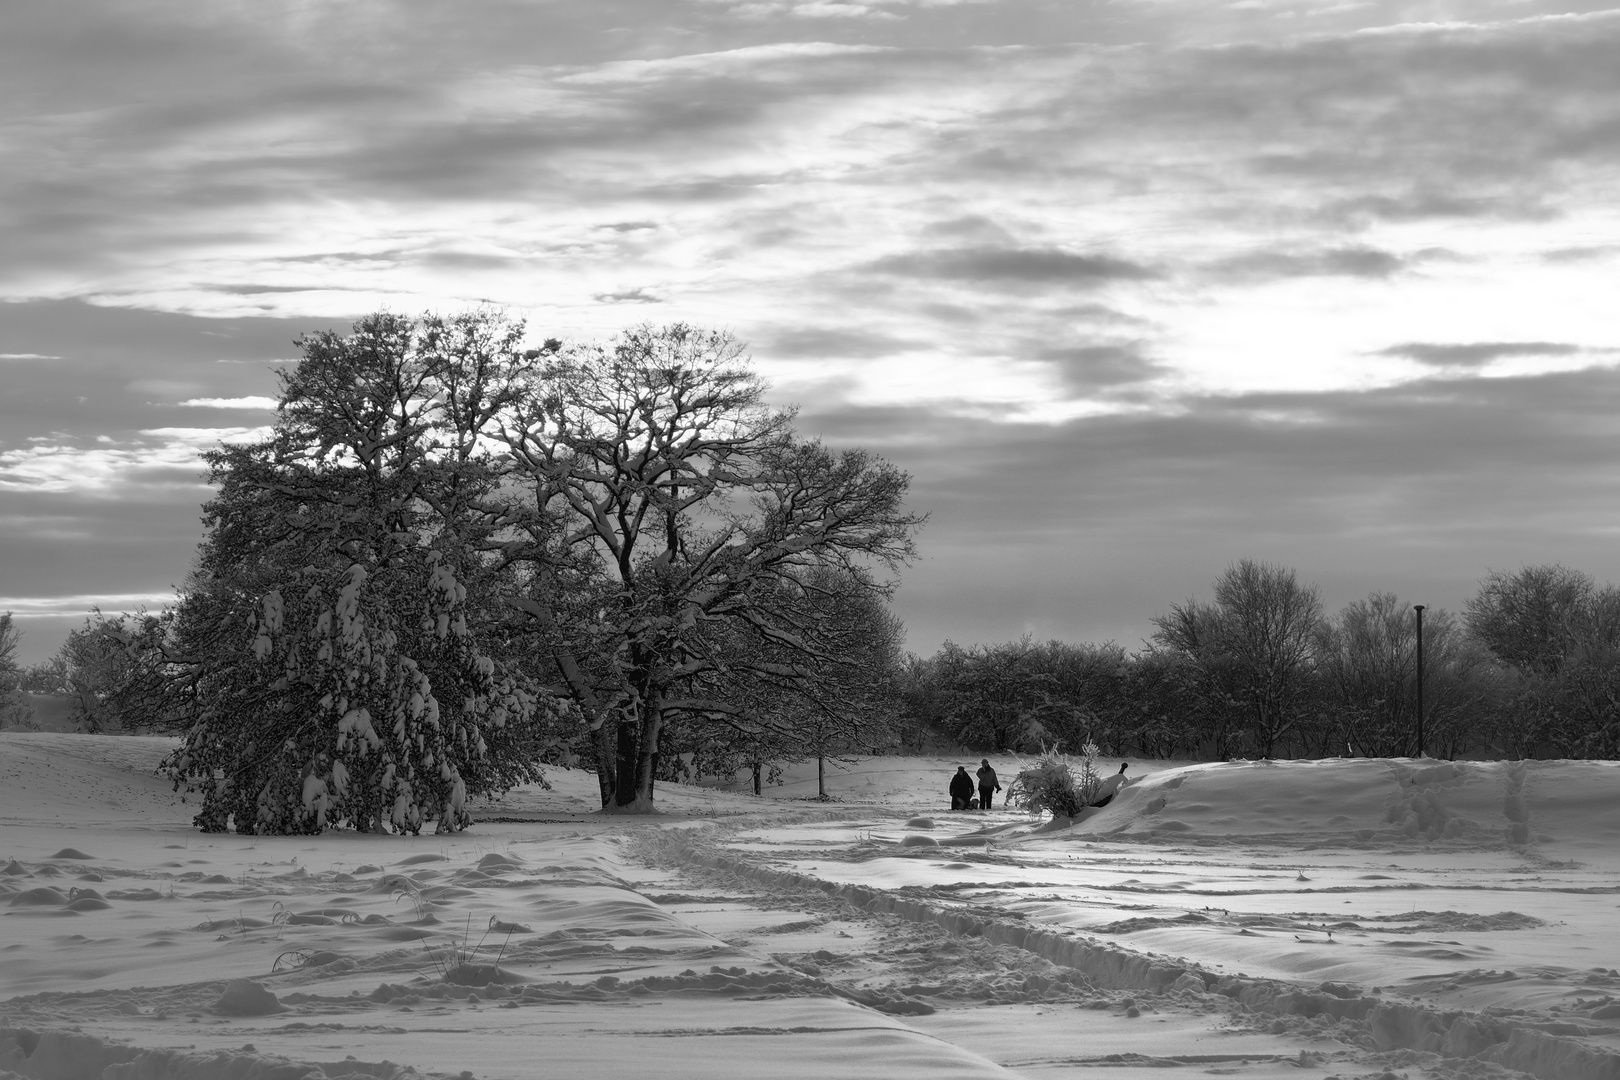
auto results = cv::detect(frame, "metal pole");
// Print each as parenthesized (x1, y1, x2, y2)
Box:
(1413, 604, 1426, 758)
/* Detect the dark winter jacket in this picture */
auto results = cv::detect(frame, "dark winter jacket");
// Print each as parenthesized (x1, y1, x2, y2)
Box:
(949, 769, 975, 801)
(976, 765, 999, 792)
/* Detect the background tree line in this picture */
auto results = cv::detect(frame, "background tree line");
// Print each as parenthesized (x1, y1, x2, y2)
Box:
(18, 553, 1620, 768)
(898, 559, 1620, 761)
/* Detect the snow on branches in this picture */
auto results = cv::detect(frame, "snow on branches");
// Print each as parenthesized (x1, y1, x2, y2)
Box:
(168, 551, 551, 835)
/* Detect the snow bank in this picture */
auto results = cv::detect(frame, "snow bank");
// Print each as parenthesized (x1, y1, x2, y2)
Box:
(1081, 757, 1620, 850)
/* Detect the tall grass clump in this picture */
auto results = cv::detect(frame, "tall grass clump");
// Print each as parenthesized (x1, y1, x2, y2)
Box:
(1007, 739, 1103, 819)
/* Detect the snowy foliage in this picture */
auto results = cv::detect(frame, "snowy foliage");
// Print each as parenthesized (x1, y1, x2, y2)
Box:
(148, 311, 573, 833)
(1006, 739, 1101, 819)
(168, 551, 560, 835)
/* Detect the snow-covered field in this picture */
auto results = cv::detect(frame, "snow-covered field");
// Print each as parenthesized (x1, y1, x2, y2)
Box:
(4, 735, 1620, 1080)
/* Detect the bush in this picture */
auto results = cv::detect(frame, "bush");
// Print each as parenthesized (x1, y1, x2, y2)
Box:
(1007, 740, 1102, 819)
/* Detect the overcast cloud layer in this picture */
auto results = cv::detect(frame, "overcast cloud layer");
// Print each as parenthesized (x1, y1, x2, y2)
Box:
(4, 0, 1620, 663)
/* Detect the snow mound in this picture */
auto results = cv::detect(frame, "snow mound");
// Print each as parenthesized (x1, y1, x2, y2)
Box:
(210, 980, 283, 1016)
(1067, 757, 1620, 848)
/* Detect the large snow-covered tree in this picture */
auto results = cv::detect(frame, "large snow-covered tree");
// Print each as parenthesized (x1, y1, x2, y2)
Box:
(500, 324, 921, 812)
(148, 312, 568, 833)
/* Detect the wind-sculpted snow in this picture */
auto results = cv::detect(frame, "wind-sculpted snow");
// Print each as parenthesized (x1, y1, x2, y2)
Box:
(1084, 757, 1620, 849)
(7, 736, 1620, 1080)
(660, 825, 1620, 1079)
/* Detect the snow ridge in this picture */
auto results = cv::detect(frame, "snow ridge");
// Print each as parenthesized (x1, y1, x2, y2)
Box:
(662, 829, 1620, 1080)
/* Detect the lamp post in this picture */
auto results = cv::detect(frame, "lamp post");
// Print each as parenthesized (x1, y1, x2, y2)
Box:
(1413, 604, 1426, 759)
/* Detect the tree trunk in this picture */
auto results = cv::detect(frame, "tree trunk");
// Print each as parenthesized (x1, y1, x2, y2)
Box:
(608, 700, 660, 813)
(752, 762, 762, 796)
(613, 720, 639, 808)
(817, 754, 825, 799)
(594, 719, 617, 808)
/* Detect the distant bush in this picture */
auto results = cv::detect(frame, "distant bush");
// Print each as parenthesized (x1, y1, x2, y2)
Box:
(1007, 740, 1101, 819)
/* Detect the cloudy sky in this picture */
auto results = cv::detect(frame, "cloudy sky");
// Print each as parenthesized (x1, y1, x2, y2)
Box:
(4, 0, 1620, 665)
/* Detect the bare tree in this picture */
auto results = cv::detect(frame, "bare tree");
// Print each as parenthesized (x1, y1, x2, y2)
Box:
(1317, 593, 1493, 757)
(1465, 565, 1598, 677)
(502, 324, 922, 812)
(1153, 559, 1324, 758)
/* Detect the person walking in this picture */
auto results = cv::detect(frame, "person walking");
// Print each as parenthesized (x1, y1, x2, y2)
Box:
(976, 758, 1001, 810)
(949, 765, 975, 810)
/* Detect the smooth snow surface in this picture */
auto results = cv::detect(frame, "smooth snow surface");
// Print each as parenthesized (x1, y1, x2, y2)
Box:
(4, 736, 1620, 1080)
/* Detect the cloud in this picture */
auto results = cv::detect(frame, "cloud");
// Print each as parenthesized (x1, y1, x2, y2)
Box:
(0, 301, 331, 448)
(1378, 342, 1583, 368)
(207, 284, 361, 296)
(865, 247, 1156, 287)
(0, 353, 60, 360)
(1322, 191, 1553, 225)
(802, 362, 1620, 653)
(1543, 245, 1619, 263)
(1210, 246, 1405, 282)
(789, 2, 902, 18)
(760, 326, 922, 360)
(592, 288, 665, 305)
(0, 439, 210, 495)
(1037, 343, 1164, 393)
(178, 396, 278, 409)
(0, 594, 177, 618)
(139, 426, 271, 445)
